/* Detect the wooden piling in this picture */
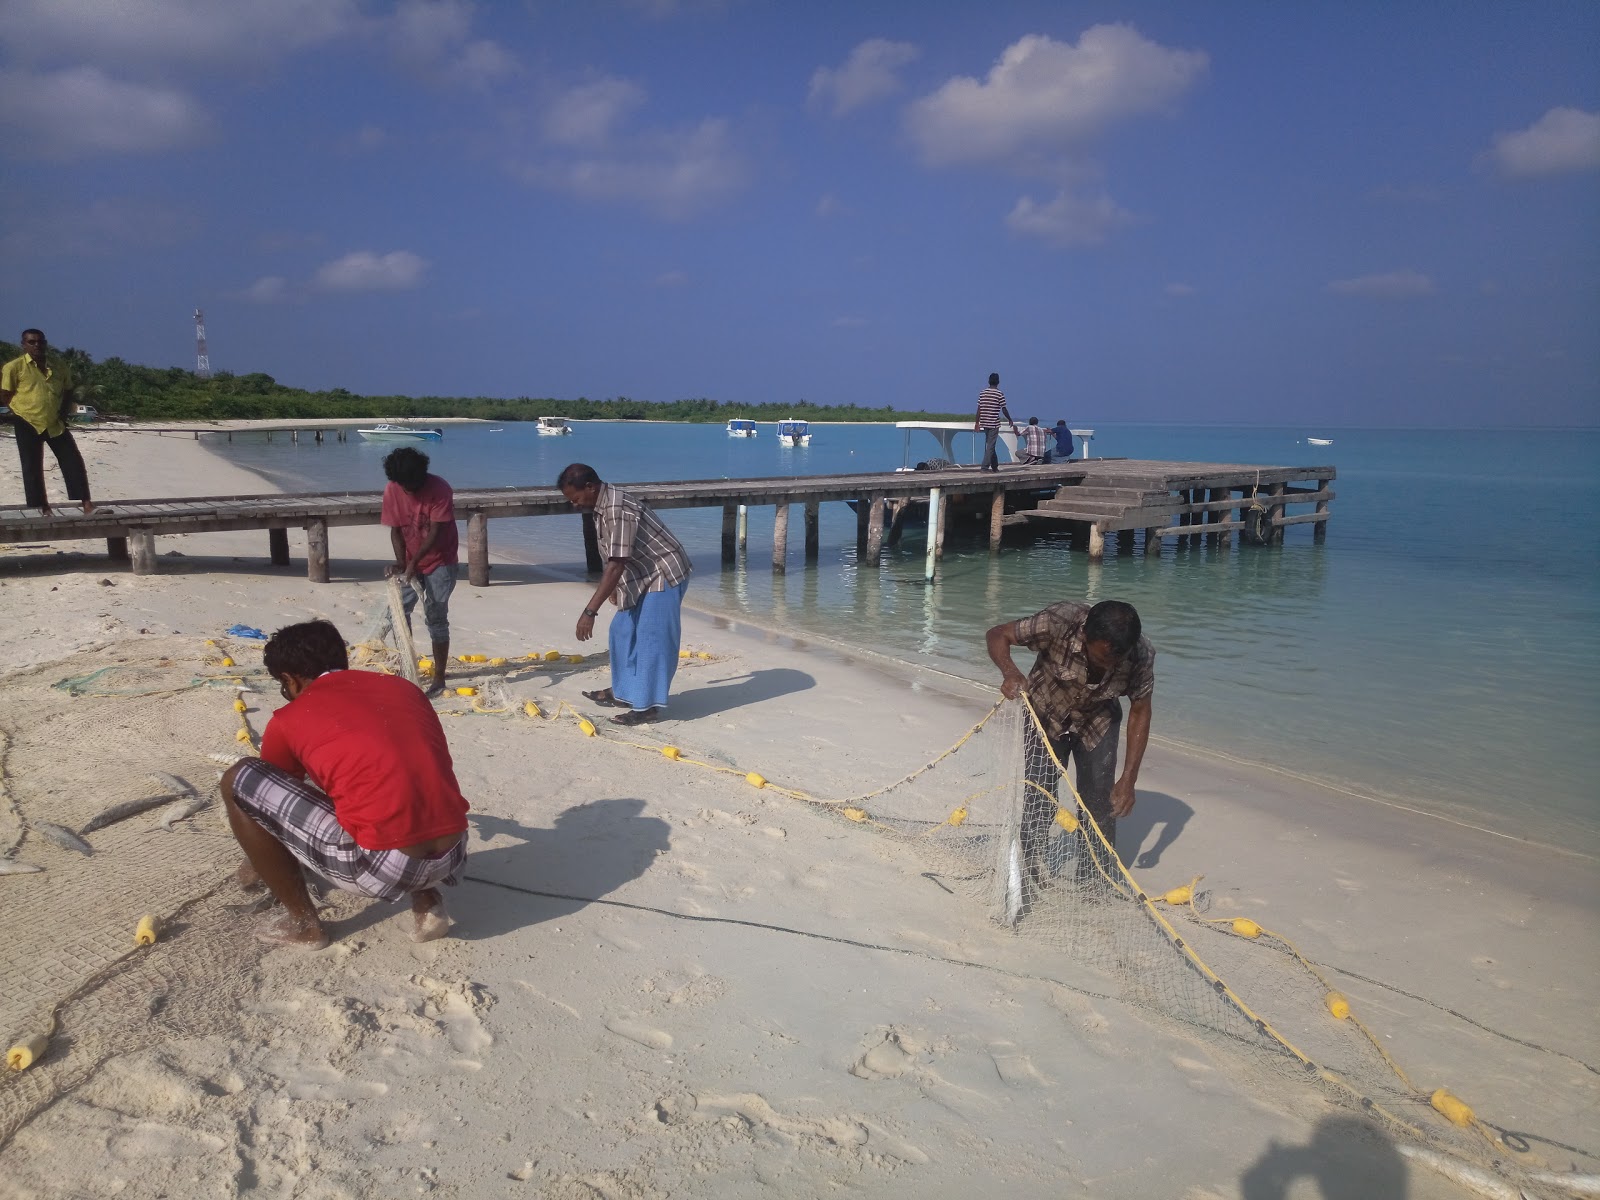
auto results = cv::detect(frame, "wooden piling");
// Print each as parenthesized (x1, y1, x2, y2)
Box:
(1088, 524, 1105, 561)
(721, 504, 737, 563)
(269, 527, 289, 566)
(933, 486, 949, 562)
(989, 487, 1005, 552)
(1266, 482, 1287, 545)
(925, 487, 942, 581)
(856, 495, 870, 554)
(1144, 527, 1160, 555)
(107, 536, 128, 562)
(772, 503, 789, 574)
(804, 500, 819, 561)
(467, 511, 489, 586)
(737, 504, 749, 551)
(129, 530, 156, 574)
(306, 519, 329, 583)
(864, 493, 885, 564)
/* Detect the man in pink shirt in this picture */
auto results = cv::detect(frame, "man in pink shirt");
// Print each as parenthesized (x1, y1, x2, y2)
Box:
(380, 447, 459, 697)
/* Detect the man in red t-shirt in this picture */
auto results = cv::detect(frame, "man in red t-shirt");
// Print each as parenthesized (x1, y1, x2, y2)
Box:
(381, 446, 460, 697)
(220, 620, 470, 948)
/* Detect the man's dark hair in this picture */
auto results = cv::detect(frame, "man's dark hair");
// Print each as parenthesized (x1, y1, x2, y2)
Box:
(20, 328, 44, 343)
(1084, 601, 1142, 657)
(1056, 419, 1067, 426)
(383, 446, 430, 491)
(988, 372, 1000, 387)
(557, 462, 601, 490)
(1028, 416, 1039, 425)
(264, 619, 350, 681)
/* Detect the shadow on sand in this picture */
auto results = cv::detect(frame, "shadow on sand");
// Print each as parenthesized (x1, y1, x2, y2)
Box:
(1239, 1115, 1408, 1199)
(667, 666, 815, 720)
(454, 799, 670, 939)
(1116, 789, 1194, 870)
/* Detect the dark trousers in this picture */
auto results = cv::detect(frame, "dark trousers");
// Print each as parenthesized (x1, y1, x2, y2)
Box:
(981, 427, 1001, 470)
(11, 420, 90, 509)
(1022, 704, 1121, 888)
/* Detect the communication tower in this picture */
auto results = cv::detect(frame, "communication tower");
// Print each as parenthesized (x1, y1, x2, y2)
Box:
(194, 307, 210, 378)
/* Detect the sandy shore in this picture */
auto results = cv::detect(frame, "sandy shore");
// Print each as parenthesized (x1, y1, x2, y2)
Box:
(0, 427, 1595, 1199)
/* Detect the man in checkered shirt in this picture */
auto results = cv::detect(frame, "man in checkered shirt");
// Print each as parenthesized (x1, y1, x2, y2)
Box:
(986, 600, 1155, 890)
(559, 463, 693, 726)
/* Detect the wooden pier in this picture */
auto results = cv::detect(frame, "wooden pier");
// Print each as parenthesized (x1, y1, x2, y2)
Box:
(0, 459, 1333, 581)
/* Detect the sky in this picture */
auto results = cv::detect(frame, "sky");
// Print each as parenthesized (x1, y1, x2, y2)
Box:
(1, 1, 1597, 427)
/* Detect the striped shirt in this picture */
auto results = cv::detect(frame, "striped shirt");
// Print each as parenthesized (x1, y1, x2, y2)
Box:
(976, 387, 1009, 430)
(1014, 601, 1156, 750)
(594, 484, 692, 610)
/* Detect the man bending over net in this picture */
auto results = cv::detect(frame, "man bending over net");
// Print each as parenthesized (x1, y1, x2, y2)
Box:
(986, 600, 1154, 895)
(221, 620, 469, 948)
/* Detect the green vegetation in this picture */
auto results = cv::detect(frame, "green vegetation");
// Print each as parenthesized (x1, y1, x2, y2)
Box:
(1, 340, 966, 425)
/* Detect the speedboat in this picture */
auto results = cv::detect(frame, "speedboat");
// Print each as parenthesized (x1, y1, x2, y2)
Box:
(536, 416, 573, 436)
(726, 419, 758, 437)
(1307, 437, 1333, 446)
(776, 419, 811, 446)
(357, 424, 443, 442)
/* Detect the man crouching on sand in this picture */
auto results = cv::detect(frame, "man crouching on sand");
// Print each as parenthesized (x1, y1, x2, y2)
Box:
(220, 619, 469, 949)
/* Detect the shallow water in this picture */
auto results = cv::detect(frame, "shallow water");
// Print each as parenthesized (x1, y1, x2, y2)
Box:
(213, 421, 1600, 852)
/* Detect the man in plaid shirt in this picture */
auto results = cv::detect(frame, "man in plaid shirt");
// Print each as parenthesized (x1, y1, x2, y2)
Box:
(986, 600, 1154, 890)
(559, 463, 693, 726)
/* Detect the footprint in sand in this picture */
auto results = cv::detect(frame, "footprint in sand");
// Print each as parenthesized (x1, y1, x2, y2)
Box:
(604, 1017, 673, 1050)
(987, 1041, 1047, 1087)
(851, 1030, 917, 1080)
(109, 1122, 227, 1160)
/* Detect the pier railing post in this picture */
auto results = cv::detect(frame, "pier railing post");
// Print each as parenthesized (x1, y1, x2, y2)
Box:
(721, 504, 737, 564)
(804, 500, 819, 562)
(988, 487, 1005, 553)
(467, 511, 490, 586)
(864, 493, 885, 564)
(306, 519, 329, 583)
(772, 503, 789, 574)
(581, 512, 603, 573)
(925, 487, 941, 581)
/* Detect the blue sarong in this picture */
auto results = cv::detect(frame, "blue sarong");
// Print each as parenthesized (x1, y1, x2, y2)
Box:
(608, 580, 687, 711)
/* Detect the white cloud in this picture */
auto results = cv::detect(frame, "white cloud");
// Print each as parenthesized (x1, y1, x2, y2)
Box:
(0, 0, 361, 68)
(236, 275, 291, 304)
(388, 0, 516, 87)
(0, 67, 208, 156)
(1327, 270, 1435, 298)
(1486, 107, 1600, 178)
(809, 39, 920, 117)
(543, 78, 647, 146)
(1006, 188, 1136, 247)
(1165, 282, 1196, 297)
(907, 25, 1207, 169)
(313, 250, 428, 292)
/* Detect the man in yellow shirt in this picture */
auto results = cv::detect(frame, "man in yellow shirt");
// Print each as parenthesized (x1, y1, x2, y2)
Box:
(1, 328, 93, 514)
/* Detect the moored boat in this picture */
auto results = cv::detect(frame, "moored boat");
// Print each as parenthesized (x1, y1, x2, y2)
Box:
(726, 419, 758, 437)
(536, 416, 573, 436)
(357, 424, 443, 442)
(776, 419, 811, 446)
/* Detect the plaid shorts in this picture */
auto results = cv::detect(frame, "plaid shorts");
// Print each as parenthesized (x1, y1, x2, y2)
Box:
(231, 759, 466, 903)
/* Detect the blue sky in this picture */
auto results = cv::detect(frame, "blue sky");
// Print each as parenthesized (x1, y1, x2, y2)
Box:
(1, 1, 1596, 426)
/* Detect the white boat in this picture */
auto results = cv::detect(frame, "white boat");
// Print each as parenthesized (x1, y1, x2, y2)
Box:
(536, 416, 573, 436)
(776, 419, 811, 446)
(357, 424, 443, 442)
(726, 419, 758, 437)
(1307, 437, 1333, 446)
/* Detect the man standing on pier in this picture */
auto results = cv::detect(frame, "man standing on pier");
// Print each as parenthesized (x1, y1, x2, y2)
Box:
(381, 446, 458, 698)
(1, 328, 94, 515)
(974, 372, 1017, 472)
(558, 463, 692, 726)
(986, 600, 1154, 890)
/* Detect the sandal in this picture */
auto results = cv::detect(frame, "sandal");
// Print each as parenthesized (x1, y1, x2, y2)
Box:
(582, 688, 629, 709)
(610, 707, 664, 726)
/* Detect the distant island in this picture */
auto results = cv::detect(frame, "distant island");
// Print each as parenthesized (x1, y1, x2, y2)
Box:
(1, 340, 964, 426)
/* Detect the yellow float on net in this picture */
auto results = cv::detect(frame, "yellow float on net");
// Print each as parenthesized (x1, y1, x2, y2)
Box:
(417, 657, 434, 673)
(1055, 808, 1080, 832)
(745, 772, 767, 789)
(232, 699, 247, 713)
(235, 728, 253, 744)
(947, 806, 968, 827)
(578, 717, 597, 737)
(1325, 992, 1351, 1020)
(1161, 885, 1194, 905)
(544, 650, 562, 662)
(566, 654, 584, 664)
(489, 657, 508, 667)
(696, 651, 712, 660)
(468, 654, 489, 663)
(679, 649, 692, 659)
(455, 686, 477, 697)
(1429, 1088, 1474, 1127)
(661, 746, 682, 760)
(1232, 918, 1263, 939)
(523, 700, 541, 719)
(6, 1033, 48, 1072)
(841, 807, 868, 822)
(135, 914, 161, 946)
(219, 657, 235, 668)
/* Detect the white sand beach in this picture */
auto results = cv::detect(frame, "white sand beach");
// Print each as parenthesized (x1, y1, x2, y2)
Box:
(1, 427, 1596, 1199)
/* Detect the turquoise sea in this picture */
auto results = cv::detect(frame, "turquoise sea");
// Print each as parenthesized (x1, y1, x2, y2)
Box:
(212, 422, 1600, 854)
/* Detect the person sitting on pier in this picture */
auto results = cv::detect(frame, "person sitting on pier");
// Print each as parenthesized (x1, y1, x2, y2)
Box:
(221, 619, 469, 949)
(1019, 417, 1052, 465)
(974, 372, 1018, 472)
(381, 446, 459, 698)
(559, 462, 692, 726)
(1, 328, 94, 515)
(1053, 420, 1075, 461)
(985, 600, 1154, 892)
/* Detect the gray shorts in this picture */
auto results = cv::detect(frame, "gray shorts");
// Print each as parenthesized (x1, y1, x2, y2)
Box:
(400, 563, 457, 643)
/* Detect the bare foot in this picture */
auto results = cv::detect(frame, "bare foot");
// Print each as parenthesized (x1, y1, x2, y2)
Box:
(255, 911, 329, 949)
(410, 888, 452, 943)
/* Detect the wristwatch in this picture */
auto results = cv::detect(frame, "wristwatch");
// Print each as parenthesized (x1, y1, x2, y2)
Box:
(582, 607, 600, 618)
